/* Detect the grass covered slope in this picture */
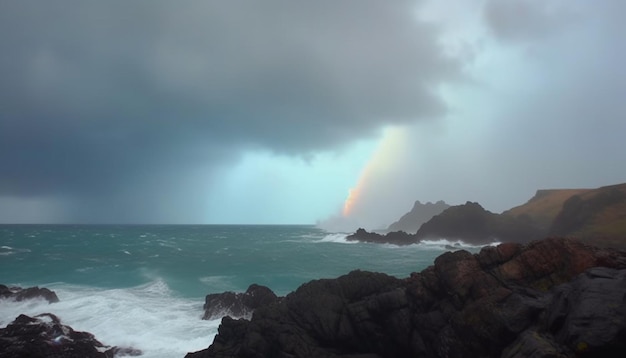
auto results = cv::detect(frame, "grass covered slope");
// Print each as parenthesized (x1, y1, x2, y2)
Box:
(504, 189, 592, 231)
(504, 183, 626, 248)
(549, 183, 626, 247)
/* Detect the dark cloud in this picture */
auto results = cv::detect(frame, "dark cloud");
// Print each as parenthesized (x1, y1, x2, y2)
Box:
(0, 1, 459, 221)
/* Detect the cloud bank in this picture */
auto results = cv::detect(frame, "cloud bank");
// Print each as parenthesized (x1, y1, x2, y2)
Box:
(0, 0, 458, 222)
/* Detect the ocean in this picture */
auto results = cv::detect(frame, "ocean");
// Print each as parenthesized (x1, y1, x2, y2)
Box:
(0, 225, 491, 357)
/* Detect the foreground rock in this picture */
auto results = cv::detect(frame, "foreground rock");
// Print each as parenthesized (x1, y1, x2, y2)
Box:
(203, 284, 280, 320)
(0, 313, 141, 357)
(187, 238, 626, 357)
(0, 284, 59, 303)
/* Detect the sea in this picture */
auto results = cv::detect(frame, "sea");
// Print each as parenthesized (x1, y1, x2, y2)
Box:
(0, 225, 493, 357)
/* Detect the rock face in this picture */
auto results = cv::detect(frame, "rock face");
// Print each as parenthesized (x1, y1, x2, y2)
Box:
(346, 228, 416, 245)
(0, 284, 60, 303)
(387, 200, 450, 233)
(415, 201, 542, 244)
(0, 313, 141, 358)
(203, 284, 279, 320)
(187, 238, 626, 358)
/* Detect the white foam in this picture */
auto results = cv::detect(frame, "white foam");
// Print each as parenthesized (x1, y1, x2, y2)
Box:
(418, 238, 500, 251)
(314, 233, 358, 244)
(0, 280, 219, 358)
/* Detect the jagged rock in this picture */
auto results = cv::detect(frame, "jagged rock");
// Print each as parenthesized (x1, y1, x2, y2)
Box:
(187, 238, 626, 358)
(0, 313, 141, 358)
(346, 228, 417, 245)
(0, 284, 59, 303)
(387, 200, 450, 233)
(203, 284, 279, 320)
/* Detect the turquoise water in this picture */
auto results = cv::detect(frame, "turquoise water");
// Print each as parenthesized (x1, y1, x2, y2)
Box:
(0, 225, 488, 357)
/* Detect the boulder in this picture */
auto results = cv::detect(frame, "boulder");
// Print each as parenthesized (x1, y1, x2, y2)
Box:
(0, 313, 141, 358)
(0, 284, 60, 303)
(203, 284, 279, 320)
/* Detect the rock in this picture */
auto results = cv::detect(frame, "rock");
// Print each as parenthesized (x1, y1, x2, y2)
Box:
(203, 284, 279, 320)
(0, 284, 59, 303)
(415, 201, 543, 245)
(346, 228, 417, 245)
(0, 313, 141, 358)
(348, 201, 544, 246)
(387, 200, 450, 234)
(188, 238, 626, 358)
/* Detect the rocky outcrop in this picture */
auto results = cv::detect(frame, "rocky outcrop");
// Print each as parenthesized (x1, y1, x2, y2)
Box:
(203, 284, 279, 320)
(346, 228, 416, 245)
(387, 200, 450, 233)
(348, 202, 542, 246)
(415, 201, 543, 244)
(0, 313, 141, 358)
(0, 284, 59, 303)
(187, 238, 626, 358)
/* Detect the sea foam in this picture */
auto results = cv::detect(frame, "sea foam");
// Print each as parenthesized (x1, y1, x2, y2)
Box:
(0, 279, 219, 358)
(315, 233, 357, 244)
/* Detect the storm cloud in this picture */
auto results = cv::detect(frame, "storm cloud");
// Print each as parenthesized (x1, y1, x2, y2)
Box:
(2, 1, 625, 225)
(0, 0, 461, 222)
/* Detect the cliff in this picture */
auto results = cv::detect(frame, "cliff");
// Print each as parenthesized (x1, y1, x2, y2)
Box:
(387, 200, 450, 233)
(188, 238, 626, 358)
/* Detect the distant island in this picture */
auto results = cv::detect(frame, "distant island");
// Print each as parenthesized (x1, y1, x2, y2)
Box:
(348, 182, 626, 249)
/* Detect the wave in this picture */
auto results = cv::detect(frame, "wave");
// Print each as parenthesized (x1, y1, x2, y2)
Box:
(313, 233, 358, 244)
(417, 238, 501, 251)
(0, 279, 219, 358)
(0, 245, 31, 256)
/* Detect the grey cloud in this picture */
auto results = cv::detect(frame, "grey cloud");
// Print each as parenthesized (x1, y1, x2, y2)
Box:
(483, 0, 577, 41)
(0, 1, 459, 221)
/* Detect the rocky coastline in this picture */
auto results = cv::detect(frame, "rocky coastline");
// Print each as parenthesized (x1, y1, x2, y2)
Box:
(188, 237, 626, 357)
(3, 238, 626, 357)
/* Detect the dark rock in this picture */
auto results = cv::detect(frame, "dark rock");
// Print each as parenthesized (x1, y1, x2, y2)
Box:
(346, 228, 417, 245)
(203, 284, 279, 320)
(416, 201, 543, 244)
(0, 313, 141, 358)
(189, 238, 626, 358)
(0, 284, 59, 303)
(348, 201, 544, 246)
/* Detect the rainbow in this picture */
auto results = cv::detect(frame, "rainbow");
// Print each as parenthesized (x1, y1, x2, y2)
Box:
(342, 126, 408, 217)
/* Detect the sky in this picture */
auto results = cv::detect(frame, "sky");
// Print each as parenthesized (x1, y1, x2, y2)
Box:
(1, 0, 625, 229)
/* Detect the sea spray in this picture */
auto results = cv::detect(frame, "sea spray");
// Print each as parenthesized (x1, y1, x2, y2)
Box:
(0, 280, 220, 358)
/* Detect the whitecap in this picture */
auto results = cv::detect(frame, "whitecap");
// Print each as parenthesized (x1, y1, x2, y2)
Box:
(0, 280, 219, 358)
(313, 233, 358, 244)
(417, 238, 500, 251)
